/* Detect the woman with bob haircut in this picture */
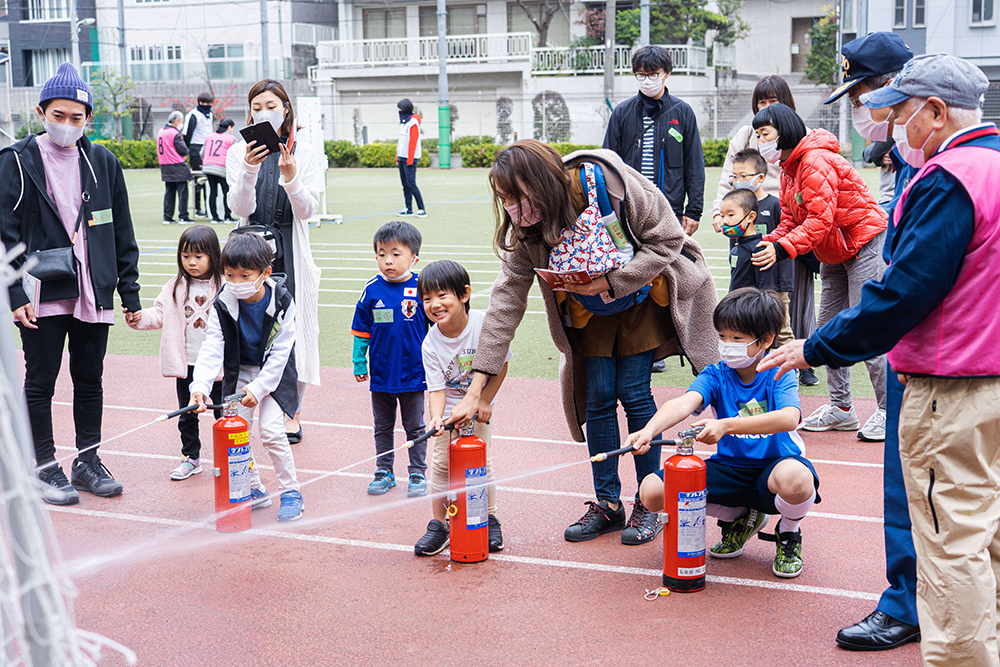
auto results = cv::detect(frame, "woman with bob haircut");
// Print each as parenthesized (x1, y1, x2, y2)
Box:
(749, 103, 889, 442)
(227, 79, 322, 444)
(444, 138, 719, 548)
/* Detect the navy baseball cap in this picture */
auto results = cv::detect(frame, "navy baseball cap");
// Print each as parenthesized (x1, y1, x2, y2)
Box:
(825, 32, 913, 104)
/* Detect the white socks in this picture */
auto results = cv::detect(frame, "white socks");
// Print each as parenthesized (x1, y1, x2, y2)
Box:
(774, 490, 816, 534)
(707, 503, 747, 523)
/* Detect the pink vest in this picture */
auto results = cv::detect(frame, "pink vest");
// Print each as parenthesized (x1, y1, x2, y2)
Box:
(888, 144, 1000, 376)
(202, 131, 235, 167)
(157, 126, 185, 165)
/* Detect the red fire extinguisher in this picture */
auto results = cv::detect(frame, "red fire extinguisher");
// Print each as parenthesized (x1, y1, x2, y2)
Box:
(212, 394, 252, 533)
(447, 420, 489, 563)
(662, 426, 707, 592)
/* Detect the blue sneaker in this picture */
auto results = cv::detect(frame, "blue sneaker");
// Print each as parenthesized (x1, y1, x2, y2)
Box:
(277, 490, 304, 521)
(367, 470, 396, 495)
(407, 473, 427, 497)
(250, 488, 271, 509)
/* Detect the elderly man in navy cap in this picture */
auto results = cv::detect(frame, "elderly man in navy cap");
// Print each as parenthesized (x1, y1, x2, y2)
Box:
(761, 53, 1000, 666)
(819, 32, 922, 653)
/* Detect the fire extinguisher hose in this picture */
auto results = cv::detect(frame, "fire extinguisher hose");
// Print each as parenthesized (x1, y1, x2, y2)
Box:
(403, 423, 455, 449)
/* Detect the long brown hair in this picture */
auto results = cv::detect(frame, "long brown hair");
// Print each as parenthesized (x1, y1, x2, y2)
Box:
(173, 225, 223, 304)
(246, 79, 295, 138)
(488, 139, 578, 254)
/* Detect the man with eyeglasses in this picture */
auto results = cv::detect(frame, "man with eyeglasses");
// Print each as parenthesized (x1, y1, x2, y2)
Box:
(603, 45, 705, 238)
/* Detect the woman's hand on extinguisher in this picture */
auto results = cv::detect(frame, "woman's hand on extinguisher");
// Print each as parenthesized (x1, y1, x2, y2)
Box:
(625, 429, 652, 456)
(691, 418, 727, 444)
(428, 416, 444, 436)
(190, 392, 207, 413)
(240, 387, 258, 409)
(475, 401, 492, 424)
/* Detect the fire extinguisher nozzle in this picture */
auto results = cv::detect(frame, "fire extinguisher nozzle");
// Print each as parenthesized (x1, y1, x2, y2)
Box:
(590, 453, 607, 462)
(402, 440, 414, 449)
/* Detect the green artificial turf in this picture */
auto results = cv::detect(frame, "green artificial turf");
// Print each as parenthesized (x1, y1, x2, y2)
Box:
(25, 165, 885, 398)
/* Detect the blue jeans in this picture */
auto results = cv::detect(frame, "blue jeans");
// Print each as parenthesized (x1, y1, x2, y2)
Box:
(584, 348, 661, 503)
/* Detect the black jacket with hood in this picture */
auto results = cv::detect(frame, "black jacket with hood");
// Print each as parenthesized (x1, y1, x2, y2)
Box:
(0, 133, 141, 313)
(603, 91, 706, 222)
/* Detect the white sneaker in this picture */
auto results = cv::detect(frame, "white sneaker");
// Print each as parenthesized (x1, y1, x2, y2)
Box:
(858, 408, 887, 442)
(169, 457, 202, 480)
(800, 404, 860, 432)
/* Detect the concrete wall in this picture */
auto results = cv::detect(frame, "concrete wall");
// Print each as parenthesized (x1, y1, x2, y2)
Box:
(728, 0, 830, 76)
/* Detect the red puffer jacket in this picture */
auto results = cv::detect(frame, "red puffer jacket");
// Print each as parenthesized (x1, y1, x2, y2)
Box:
(764, 129, 887, 265)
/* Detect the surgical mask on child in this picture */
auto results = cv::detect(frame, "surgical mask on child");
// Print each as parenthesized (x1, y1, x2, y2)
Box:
(851, 105, 889, 142)
(733, 176, 764, 192)
(226, 274, 266, 300)
(252, 109, 285, 135)
(41, 117, 84, 149)
(638, 74, 664, 98)
(892, 102, 932, 169)
(758, 139, 782, 164)
(721, 212, 753, 238)
(381, 258, 418, 282)
(505, 198, 543, 227)
(719, 339, 763, 369)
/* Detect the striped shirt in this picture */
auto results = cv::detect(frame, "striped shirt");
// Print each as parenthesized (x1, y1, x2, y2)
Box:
(640, 114, 656, 184)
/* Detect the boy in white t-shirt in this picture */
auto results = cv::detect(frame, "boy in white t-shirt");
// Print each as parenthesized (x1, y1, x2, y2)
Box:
(414, 260, 511, 557)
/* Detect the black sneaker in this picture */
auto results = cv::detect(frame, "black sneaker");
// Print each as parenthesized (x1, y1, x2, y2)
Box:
(38, 464, 80, 506)
(414, 519, 450, 556)
(799, 368, 820, 386)
(488, 515, 504, 552)
(621, 500, 663, 545)
(71, 457, 124, 497)
(564, 500, 626, 542)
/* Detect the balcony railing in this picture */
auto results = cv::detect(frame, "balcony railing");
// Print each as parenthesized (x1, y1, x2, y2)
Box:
(292, 22, 337, 46)
(315, 32, 533, 68)
(82, 58, 292, 84)
(313, 34, 710, 77)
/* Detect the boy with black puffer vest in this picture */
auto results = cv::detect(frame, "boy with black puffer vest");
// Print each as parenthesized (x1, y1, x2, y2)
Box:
(352, 221, 430, 497)
(189, 230, 303, 521)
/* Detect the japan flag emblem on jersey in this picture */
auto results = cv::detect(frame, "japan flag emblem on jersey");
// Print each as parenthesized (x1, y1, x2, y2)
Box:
(401, 299, 418, 319)
(404, 287, 417, 297)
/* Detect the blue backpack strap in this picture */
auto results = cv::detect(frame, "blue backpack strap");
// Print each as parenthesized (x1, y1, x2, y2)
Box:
(592, 164, 614, 217)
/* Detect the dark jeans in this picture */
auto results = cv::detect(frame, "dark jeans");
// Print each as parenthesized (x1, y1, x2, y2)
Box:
(19, 316, 109, 466)
(189, 145, 204, 211)
(176, 365, 223, 460)
(371, 390, 427, 474)
(163, 180, 189, 221)
(584, 347, 661, 503)
(397, 161, 424, 212)
(205, 174, 231, 220)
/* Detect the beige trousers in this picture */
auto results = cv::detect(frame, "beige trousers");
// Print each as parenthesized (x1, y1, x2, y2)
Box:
(899, 377, 1000, 667)
(428, 420, 498, 516)
(776, 292, 795, 348)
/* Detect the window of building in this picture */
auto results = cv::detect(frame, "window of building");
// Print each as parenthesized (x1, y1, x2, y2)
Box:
(893, 0, 906, 28)
(507, 2, 569, 46)
(841, 0, 855, 32)
(130, 45, 145, 61)
(419, 4, 487, 36)
(0, 1, 7, 19)
(27, 0, 69, 21)
(207, 44, 244, 59)
(147, 45, 163, 61)
(363, 8, 405, 39)
(913, 0, 926, 26)
(971, 0, 995, 24)
(135, 0, 168, 4)
(166, 45, 181, 60)
(28, 48, 69, 85)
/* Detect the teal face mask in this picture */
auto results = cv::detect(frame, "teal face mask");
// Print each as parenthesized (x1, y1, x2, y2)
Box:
(721, 211, 752, 238)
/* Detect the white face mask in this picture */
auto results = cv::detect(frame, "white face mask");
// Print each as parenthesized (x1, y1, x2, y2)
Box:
(638, 74, 664, 98)
(252, 108, 285, 135)
(41, 116, 84, 149)
(381, 258, 417, 282)
(892, 101, 931, 169)
(733, 175, 764, 192)
(851, 105, 889, 142)
(719, 339, 763, 370)
(226, 273, 266, 300)
(758, 139, 781, 164)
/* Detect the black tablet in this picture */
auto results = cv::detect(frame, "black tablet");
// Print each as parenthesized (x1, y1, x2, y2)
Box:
(239, 121, 281, 155)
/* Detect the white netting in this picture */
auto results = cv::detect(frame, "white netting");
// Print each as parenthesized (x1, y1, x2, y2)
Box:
(0, 247, 136, 667)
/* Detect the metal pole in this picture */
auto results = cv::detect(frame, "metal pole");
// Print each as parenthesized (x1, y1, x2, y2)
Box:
(639, 0, 649, 47)
(261, 0, 270, 79)
(437, 0, 450, 169)
(118, 0, 127, 72)
(835, 0, 849, 149)
(603, 0, 616, 106)
(70, 0, 80, 71)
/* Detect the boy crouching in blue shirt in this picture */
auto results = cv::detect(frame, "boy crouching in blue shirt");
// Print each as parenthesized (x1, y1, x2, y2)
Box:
(626, 288, 819, 578)
(190, 231, 303, 521)
(352, 221, 430, 497)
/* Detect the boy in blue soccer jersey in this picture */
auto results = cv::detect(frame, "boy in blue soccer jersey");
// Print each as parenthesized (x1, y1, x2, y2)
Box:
(626, 288, 820, 578)
(352, 221, 430, 497)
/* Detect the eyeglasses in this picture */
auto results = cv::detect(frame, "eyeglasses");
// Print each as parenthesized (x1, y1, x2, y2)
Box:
(729, 172, 763, 183)
(634, 72, 663, 81)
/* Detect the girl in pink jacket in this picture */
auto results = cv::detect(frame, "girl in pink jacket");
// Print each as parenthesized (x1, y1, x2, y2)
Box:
(127, 225, 224, 479)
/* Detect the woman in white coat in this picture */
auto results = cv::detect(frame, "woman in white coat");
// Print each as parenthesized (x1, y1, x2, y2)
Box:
(227, 79, 322, 443)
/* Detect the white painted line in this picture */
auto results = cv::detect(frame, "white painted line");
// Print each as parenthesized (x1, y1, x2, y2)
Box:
(45, 506, 880, 601)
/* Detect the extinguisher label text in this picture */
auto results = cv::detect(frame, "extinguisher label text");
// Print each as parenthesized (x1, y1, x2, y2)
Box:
(228, 444, 252, 503)
(678, 565, 706, 577)
(465, 466, 488, 530)
(229, 431, 249, 445)
(677, 490, 707, 559)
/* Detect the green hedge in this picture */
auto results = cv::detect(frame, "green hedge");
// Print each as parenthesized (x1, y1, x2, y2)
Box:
(702, 138, 729, 168)
(458, 143, 504, 168)
(548, 143, 601, 156)
(324, 140, 359, 168)
(356, 143, 430, 168)
(94, 139, 159, 169)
